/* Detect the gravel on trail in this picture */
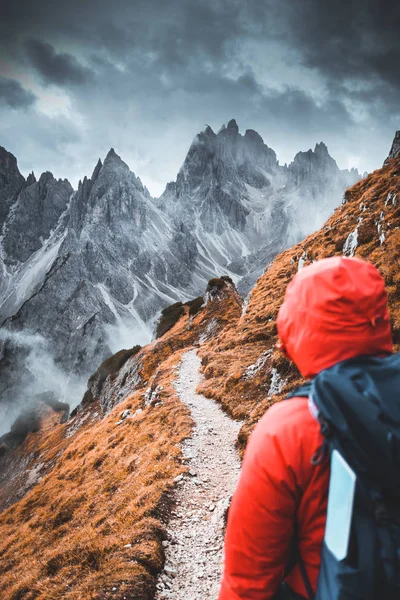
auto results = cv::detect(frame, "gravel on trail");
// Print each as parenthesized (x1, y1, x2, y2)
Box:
(156, 349, 242, 600)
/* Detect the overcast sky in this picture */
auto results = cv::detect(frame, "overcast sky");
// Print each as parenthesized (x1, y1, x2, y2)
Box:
(1, 0, 399, 196)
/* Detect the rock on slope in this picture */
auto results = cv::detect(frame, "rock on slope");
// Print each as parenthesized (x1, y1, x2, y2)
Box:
(0, 136, 398, 599)
(0, 121, 359, 431)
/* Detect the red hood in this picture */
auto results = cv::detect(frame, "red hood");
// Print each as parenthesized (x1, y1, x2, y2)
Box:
(277, 256, 392, 378)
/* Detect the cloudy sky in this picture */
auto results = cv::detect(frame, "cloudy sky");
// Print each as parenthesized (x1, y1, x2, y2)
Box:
(1, 0, 399, 195)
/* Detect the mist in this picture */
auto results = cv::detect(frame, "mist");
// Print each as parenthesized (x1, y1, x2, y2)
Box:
(104, 314, 152, 354)
(0, 329, 87, 437)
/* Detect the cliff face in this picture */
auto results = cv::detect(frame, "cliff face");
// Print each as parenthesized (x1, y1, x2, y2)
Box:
(385, 130, 400, 163)
(161, 120, 360, 292)
(0, 146, 25, 227)
(0, 148, 198, 433)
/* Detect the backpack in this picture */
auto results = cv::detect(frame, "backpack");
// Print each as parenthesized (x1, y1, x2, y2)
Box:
(287, 353, 400, 600)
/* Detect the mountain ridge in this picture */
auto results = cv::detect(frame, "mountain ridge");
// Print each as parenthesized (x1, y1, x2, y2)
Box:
(0, 122, 360, 432)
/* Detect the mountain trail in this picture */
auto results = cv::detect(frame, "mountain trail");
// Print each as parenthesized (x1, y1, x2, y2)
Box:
(156, 349, 242, 599)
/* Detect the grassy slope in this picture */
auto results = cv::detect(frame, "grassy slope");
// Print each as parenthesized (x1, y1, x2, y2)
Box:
(0, 281, 241, 600)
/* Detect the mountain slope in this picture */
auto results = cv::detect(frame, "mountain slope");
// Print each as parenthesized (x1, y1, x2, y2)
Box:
(199, 149, 400, 449)
(0, 279, 241, 599)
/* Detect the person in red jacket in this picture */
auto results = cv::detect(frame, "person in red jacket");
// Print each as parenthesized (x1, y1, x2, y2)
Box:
(218, 256, 393, 600)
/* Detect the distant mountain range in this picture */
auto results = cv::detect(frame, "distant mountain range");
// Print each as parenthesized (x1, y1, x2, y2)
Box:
(0, 119, 361, 430)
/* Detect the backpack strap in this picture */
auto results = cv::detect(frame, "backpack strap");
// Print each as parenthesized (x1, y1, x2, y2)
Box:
(286, 381, 312, 400)
(286, 527, 315, 600)
(286, 382, 315, 599)
(296, 548, 314, 600)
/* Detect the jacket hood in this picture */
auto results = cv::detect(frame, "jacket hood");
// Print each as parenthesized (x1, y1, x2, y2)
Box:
(277, 256, 392, 378)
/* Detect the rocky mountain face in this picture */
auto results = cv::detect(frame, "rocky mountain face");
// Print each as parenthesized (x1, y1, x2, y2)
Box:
(0, 121, 360, 432)
(0, 146, 25, 227)
(386, 130, 400, 162)
(160, 119, 360, 290)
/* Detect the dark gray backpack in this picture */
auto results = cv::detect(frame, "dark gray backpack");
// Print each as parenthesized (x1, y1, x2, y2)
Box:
(287, 354, 400, 600)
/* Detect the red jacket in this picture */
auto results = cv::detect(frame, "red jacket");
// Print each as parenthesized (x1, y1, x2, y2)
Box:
(219, 257, 392, 600)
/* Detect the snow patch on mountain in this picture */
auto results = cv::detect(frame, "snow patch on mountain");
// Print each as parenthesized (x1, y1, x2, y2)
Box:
(0, 233, 66, 321)
(343, 227, 359, 256)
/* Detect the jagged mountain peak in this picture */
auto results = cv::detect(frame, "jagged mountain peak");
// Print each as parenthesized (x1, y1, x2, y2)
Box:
(385, 130, 400, 163)
(91, 158, 103, 181)
(291, 141, 338, 170)
(314, 141, 329, 155)
(70, 149, 147, 217)
(105, 147, 117, 159)
(26, 171, 36, 186)
(195, 120, 266, 150)
(0, 146, 22, 185)
(99, 148, 147, 195)
(288, 147, 339, 193)
(0, 146, 25, 225)
(217, 118, 242, 140)
(37, 171, 56, 184)
(103, 147, 129, 170)
(244, 129, 264, 145)
(203, 124, 216, 137)
(179, 119, 276, 176)
(196, 125, 217, 144)
(0, 165, 73, 267)
(35, 171, 73, 192)
(168, 119, 359, 251)
(0, 145, 17, 163)
(226, 118, 239, 133)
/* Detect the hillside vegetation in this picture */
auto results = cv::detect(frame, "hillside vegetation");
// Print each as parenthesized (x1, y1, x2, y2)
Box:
(0, 158, 399, 598)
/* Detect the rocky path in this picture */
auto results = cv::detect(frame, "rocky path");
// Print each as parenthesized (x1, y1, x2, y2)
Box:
(156, 350, 242, 600)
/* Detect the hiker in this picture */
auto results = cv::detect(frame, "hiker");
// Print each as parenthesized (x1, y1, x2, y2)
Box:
(218, 256, 399, 600)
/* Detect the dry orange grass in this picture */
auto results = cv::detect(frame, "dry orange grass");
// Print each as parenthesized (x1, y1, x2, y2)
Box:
(0, 350, 192, 599)
(0, 280, 241, 599)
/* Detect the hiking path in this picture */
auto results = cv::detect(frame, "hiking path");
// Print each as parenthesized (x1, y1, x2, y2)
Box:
(155, 349, 242, 600)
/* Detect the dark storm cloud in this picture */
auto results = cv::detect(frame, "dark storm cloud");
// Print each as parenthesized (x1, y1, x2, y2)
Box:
(24, 40, 93, 86)
(1, 0, 399, 88)
(0, 77, 36, 108)
(261, 88, 352, 134)
(277, 0, 400, 86)
(2, 0, 398, 100)
(0, 0, 399, 193)
(0, 0, 241, 62)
